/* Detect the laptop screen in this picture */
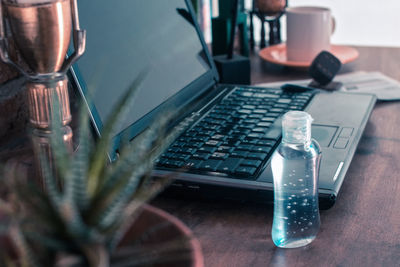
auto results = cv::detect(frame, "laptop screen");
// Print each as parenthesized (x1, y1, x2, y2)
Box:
(72, 0, 212, 136)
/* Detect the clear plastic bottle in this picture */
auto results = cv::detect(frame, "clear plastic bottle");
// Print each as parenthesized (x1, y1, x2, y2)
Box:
(271, 111, 322, 248)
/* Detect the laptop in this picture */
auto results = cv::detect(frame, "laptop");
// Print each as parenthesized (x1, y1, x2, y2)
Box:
(70, 0, 376, 209)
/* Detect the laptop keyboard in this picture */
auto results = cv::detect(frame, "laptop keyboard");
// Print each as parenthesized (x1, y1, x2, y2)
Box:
(156, 86, 315, 179)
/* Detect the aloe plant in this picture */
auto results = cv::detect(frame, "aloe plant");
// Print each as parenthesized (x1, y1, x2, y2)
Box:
(0, 72, 187, 266)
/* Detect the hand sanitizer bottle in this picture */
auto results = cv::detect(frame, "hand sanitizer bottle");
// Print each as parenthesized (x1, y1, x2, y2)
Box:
(271, 111, 322, 248)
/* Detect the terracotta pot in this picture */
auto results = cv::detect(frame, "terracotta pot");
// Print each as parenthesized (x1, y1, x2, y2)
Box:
(1, 204, 204, 267)
(57, 204, 205, 266)
(116, 204, 204, 267)
(1, 156, 203, 266)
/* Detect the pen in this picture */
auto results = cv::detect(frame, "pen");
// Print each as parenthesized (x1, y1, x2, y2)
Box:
(281, 83, 317, 92)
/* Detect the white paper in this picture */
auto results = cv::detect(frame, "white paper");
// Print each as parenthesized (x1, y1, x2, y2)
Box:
(257, 71, 400, 101)
(336, 72, 400, 101)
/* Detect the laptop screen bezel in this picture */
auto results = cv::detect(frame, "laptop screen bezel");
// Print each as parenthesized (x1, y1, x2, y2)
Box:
(69, 0, 220, 156)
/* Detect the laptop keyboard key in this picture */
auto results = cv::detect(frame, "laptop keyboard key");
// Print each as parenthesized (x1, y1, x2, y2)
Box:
(198, 146, 217, 153)
(183, 159, 203, 169)
(274, 103, 289, 109)
(268, 112, 281, 118)
(237, 130, 251, 137)
(248, 133, 264, 139)
(252, 93, 279, 98)
(197, 130, 216, 136)
(210, 134, 227, 141)
(241, 138, 258, 145)
(251, 146, 272, 153)
(171, 154, 190, 161)
(248, 114, 263, 119)
(183, 130, 197, 137)
(231, 150, 249, 158)
(192, 153, 210, 160)
(252, 127, 268, 133)
(233, 130, 251, 137)
(167, 147, 181, 153)
(242, 105, 256, 109)
(253, 109, 268, 114)
(219, 127, 235, 134)
(187, 142, 203, 148)
(261, 117, 276, 122)
(156, 158, 168, 166)
(270, 108, 284, 113)
(205, 140, 222, 146)
(277, 98, 292, 104)
(256, 105, 271, 110)
(243, 118, 259, 124)
(191, 136, 210, 142)
(164, 160, 184, 168)
(257, 140, 275, 147)
(210, 152, 229, 160)
(235, 166, 257, 176)
(241, 159, 262, 168)
(236, 144, 253, 151)
(216, 158, 243, 173)
(161, 152, 175, 159)
(180, 147, 197, 154)
(223, 140, 241, 147)
(257, 122, 272, 127)
(199, 160, 223, 172)
(201, 124, 220, 131)
(241, 121, 256, 127)
(217, 146, 234, 153)
(246, 152, 268, 161)
(172, 141, 186, 147)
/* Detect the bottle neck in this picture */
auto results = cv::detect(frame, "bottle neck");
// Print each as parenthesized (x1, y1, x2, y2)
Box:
(281, 111, 313, 145)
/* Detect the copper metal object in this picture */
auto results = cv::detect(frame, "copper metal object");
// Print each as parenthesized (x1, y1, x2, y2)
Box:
(0, 0, 85, 182)
(5, 0, 72, 74)
(31, 126, 73, 186)
(0, 0, 85, 128)
(0, 0, 86, 79)
(27, 77, 71, 128)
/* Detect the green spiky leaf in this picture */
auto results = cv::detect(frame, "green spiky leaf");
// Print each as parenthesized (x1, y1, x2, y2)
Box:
(87, 70, 148, 197)
(0, 68, 191, 266)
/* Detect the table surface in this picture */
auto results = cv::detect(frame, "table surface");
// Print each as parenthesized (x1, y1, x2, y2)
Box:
(152, 46, 400, 267)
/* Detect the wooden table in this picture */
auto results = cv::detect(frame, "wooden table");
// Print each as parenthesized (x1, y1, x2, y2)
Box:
(153, 46, 400, 267)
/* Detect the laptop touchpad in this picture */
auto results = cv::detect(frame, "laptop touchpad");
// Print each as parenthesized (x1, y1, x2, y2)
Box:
(312, 125, 338, 147)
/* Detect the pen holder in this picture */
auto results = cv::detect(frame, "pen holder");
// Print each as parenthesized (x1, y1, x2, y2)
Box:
(213, 54, 251, 85)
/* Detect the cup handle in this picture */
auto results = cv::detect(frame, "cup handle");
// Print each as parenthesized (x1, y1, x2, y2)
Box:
(331, 16, 336, 35)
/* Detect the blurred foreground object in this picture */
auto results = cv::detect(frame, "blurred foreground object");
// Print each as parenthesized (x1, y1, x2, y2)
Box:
(0, 72, 202, 266)
(0, 0, 86, 180)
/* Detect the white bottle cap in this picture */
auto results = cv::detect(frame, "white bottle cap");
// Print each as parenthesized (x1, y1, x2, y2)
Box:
(282, 111, 313, 144)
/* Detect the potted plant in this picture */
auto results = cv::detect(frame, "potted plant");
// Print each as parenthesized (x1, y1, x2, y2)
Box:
(0, 73, 203, 266)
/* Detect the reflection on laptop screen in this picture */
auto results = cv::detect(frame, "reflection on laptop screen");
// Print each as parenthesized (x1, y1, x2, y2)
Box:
(74, 0, 210, 135)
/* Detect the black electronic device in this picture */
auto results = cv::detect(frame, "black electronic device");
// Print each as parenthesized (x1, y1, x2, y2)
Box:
(71, 0, 376, 209)
(309, 50, 342, 86)
(213, 54, 250, 85)
(283, 51, 343, 93)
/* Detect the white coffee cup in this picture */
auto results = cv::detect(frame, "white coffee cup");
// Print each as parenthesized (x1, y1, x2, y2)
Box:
(286, 6, 334, 62)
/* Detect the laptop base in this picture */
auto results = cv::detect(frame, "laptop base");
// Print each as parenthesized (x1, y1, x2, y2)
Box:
(162, 181, 336, 210)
